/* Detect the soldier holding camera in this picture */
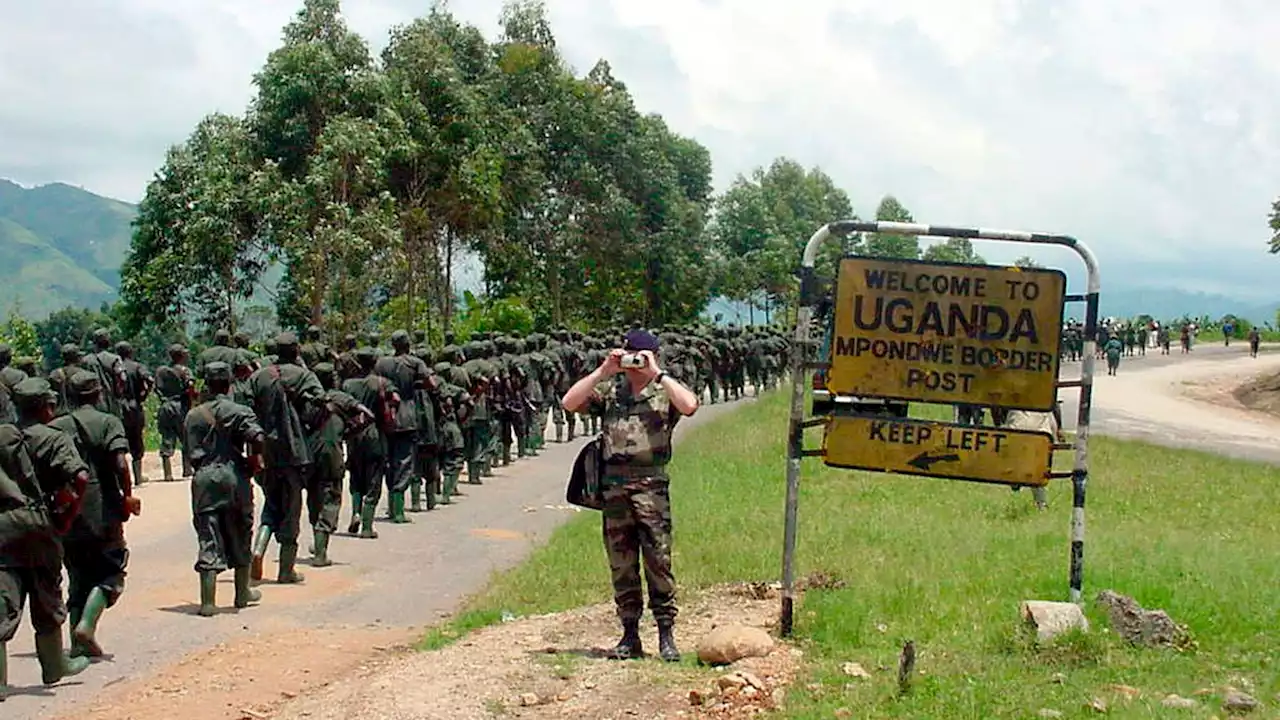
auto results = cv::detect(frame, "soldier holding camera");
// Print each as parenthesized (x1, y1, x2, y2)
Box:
(561, 329, 699, 663)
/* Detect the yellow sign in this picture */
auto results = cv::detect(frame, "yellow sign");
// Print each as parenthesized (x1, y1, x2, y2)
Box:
(827, 257, 1066, 410)
(823, 415, 1053, 487)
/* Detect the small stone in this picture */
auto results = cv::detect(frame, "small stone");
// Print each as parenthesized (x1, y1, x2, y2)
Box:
(1038, 710, 1064, 719)
(1162, 695, 1198, 709)
(718, 674, 748, 691)
(738, 672, 766, 689)
(1050, 672, 1067, 685)
(742, 686, 759, 698)
(770, 688, 786, 705)
(876, 623, 888, 633)
(805, 683, 822, 691)
(520, 693, 539, 707)
(841, 662, 871, 679)
(721, 686, 740, 698)
(1021, 600, 1090, 642)
(583, 681, 597, 690)
(1222, 691, 1259, 714)
(688, 690, 705, 706)
(554, 692, 572, 702)
(1087, 697, 1109, 713)
(697, 625, 775, 665)
(833, 709, 852, 719)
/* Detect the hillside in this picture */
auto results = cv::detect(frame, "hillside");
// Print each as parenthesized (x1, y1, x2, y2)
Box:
(0, 179, 135, 317)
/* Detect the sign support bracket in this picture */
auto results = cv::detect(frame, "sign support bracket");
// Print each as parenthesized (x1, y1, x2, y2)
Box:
(779, 221, 1101, 638)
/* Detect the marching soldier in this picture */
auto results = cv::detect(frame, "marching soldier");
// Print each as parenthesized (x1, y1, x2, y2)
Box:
(155, 344, 197, 481)
(3, 378, 93, 694)
(50, 372, 141, 658)
(115, 341, 154, 486)
(305, 363, 372, 566)
(342, 349, 398, 539)
(374, 331, 430, 519)
(0, 344, 27, 425)
(184, 362, 264, 616)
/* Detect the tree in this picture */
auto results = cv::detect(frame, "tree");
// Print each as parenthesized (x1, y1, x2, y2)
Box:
(863, 195, 920, 259)
(1013, 255, 1042, 268)
(922, 238, 985, 265)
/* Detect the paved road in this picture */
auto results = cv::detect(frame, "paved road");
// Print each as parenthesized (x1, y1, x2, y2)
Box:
(1056, 342, 1280, 465)
(3, 394, 759, 719)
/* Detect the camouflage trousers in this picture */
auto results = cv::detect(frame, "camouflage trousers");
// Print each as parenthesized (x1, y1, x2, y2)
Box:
(601, 473, 677, 623)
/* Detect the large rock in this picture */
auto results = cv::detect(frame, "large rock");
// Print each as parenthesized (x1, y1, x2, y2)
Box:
(1020, 601, 1090, 642)
(1095, 590, 1192, 648)
(696, 625, 775, 665)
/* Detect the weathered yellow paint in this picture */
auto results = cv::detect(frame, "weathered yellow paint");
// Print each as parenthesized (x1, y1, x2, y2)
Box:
(828, 257, 1066, 410)
(823, 415, 1053, 487)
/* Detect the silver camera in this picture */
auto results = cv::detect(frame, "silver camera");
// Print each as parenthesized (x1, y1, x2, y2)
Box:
(620, 353, 647, 369)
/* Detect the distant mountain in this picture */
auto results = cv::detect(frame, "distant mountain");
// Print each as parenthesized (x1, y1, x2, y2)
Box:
(0, 179, 134, 318)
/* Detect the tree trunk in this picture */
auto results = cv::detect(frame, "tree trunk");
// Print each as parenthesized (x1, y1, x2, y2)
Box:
(443, 228, 455, 333)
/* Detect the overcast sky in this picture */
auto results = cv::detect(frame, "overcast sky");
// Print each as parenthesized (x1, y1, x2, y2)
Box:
(2, 0, 1278, 299)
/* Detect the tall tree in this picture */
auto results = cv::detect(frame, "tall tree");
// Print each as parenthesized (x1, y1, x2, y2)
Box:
(922, 238, 985, 265)
(863, 195, 920, 259)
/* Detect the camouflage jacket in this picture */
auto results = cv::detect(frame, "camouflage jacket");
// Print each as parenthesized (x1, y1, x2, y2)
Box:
(590, 374, 679, 470)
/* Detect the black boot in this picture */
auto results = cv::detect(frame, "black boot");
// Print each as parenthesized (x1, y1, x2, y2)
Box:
(657, 620, 680, 663)
(608, 619, 643, 660)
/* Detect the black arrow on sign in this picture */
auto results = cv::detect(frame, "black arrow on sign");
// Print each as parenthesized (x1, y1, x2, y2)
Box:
(907, 451, 960, 472)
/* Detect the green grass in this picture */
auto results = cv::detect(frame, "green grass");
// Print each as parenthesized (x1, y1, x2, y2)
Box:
(430, 391, 1280, 718)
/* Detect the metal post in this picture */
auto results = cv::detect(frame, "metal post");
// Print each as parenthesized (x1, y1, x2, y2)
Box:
(1066, 248, 1101, 604)
(779, 224, 834, 637)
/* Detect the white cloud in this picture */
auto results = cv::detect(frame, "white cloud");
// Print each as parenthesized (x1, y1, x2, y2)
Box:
(1, 0, 1278, 298)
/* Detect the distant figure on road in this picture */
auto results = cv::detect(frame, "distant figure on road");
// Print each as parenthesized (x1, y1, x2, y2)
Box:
(1180, 325, 1192, 354)
(1158, 326, 1171, 354)
(1222, 320, 1234, 347)
(1249, 327, 1261, 358)
(1105, 336, 1123, 376)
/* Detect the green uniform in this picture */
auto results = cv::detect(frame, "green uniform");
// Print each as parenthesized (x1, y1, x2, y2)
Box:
(49, 404, 130, 625)
(80, 349, 126, 418)
(1105, 337, 1123, 375)
(0, 365, 27, 425)
(1, 414, 91, 691)
(431, 365, 470, 504)
(48, 362, 83, 417)
(245, 360, 324, 545)
(195, 343, 240, 380)
(154, 362, 195, 477)
(374, 351, 429, 508)
(304, 388, 366, 536)
(119, 357, 153, 461)
(342, 371, 396, 534)
(185, 394, 263, 573)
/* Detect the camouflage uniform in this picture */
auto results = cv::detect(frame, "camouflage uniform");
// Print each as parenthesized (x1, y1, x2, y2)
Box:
(432, 362, 470, 504)
(590, 369, 681, 659)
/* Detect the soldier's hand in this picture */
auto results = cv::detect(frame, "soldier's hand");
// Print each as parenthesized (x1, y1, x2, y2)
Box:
(600, 349, 624, 376)
(124, 495, 142, 519)
(637, 350, 662, 381)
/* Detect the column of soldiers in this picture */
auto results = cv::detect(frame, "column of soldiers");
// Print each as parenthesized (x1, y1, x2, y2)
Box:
(0, 321, 788, 699)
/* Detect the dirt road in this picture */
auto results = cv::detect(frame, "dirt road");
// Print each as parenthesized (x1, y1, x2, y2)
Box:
(3, 396, 759, 719)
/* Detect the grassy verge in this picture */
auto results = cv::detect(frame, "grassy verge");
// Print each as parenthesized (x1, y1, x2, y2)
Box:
(428, 391, 1279, 718)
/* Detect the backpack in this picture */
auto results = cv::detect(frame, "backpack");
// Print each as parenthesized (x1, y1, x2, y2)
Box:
(565, 434, 605, 511)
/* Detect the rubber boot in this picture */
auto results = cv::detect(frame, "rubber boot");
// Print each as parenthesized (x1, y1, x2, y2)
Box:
(35, 631, 90, 685)
(467, 462, 481, 486)
(440, 473, 457, 505)
(390, 492, 410, 524)
(197, 571, 218, 616)
(0, 642, 8, 702)
(424, 475, 438, 510)
(312, 531, 332, 567)
(502, 443, 512, 466)
(409, 481, 423, 513)
(517, 436, 528, 458)
(162, 455, 174, 482)
(608, 619, 643, 660)
(347, 494, 362, 535)
(555, 425, 564, 443)
(277, 543, 305, 584)
(250, 524, 273, 582)
(358, 501, 379, 539)
(71, 587, 109, 658)
(657, 620, 681, 663)
(234, 566, 261, 608)
(181, 452, 193, 479)
(132, 457, 145, 487)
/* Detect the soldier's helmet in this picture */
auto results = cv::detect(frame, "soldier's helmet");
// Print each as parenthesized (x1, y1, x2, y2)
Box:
(214, 328, 232, 345)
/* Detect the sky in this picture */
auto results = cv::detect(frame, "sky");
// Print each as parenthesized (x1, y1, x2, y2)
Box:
(2, 0, 1279, 302)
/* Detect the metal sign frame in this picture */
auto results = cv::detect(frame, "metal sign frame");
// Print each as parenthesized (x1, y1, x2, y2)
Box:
(779, 221, 1100, 637)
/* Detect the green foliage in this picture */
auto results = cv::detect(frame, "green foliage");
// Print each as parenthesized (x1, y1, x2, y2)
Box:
(921, 237, 986, 265)
(453, 291, 535, 338)
(444, 392, 1280, 718)
(863, 195, 921, 259)
(1013, 255, 1042, 268)
(0, 308, 39, 358)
